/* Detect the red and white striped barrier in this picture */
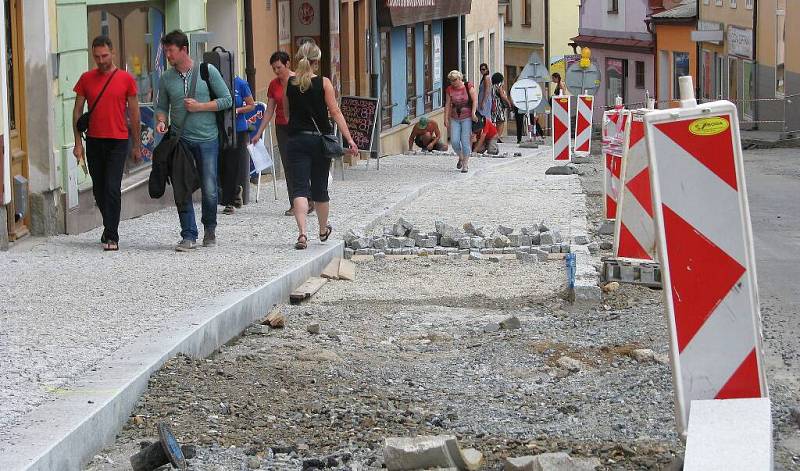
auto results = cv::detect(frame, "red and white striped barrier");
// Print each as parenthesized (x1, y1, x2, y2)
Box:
(573, 95, 593, 155)
(552, 96, 571, 161)
(602, 109, 628, 220)
(644, 82, 767, 435)
(613, 110, 655, 260)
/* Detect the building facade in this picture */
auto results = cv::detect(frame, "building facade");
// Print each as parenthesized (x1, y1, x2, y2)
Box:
(572, 0, 656, 121)
(755, 0, 799, 133)
(375, 1, 470, 156)
(465, 0, 502, 85)
(651, 0, 698, 106)
(695, 0, 756, 123)
(502, 0, 546, 88)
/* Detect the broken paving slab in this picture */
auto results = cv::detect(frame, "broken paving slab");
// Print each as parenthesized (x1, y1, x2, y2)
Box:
(504, 452, 601, 471)
(383, 435, 483, 471)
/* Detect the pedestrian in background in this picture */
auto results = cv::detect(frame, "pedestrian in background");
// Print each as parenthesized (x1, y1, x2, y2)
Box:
(252, 51, 315, 216)
(72, 35, 141, 252)
(220, 75, 255, 215)
(490, 72, 512, 141)
(477, 63, 493, 120)
(444, 70, 478, 173)
(283, 42, 358, 250)
(155, 30, 232, 252)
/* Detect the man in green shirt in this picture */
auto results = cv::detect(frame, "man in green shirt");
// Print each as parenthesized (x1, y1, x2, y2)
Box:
(155, 30, 232, 252)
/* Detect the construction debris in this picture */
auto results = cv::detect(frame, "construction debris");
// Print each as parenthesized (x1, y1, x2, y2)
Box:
(263, 308, 286, 328)
(289, 277, 328, 305)
(383, 435, 483, 471)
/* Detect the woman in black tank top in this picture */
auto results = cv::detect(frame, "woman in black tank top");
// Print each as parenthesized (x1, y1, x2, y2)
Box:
(283, 42, 358, 250)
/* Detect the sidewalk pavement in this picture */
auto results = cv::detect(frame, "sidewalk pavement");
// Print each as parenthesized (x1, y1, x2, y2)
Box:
(0, 144, 595, 469)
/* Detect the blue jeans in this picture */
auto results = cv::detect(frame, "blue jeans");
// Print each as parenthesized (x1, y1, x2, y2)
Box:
(178, 138, 219, 241)
(449, 118, 473, 156)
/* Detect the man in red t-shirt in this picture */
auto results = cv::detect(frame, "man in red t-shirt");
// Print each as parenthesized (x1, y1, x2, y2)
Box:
(252, 51, 314, 216)
(471, 114, 500, 155)
(72, 36, 140, 251)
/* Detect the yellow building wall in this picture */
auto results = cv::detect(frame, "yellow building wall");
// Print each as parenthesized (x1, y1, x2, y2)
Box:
(548, 0, 580, 63)
(655, 23, 698, 103)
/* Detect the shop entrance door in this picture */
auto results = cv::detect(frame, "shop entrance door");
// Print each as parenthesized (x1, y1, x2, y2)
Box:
(4, 0, 28, 240)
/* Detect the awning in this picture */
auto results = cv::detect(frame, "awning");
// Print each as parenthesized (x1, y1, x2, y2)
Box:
(570, 34, 654, 53)
(378, 0, 472, 27)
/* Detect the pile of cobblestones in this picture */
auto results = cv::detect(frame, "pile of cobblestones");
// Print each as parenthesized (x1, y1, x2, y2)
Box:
(343, 218, 597, 261)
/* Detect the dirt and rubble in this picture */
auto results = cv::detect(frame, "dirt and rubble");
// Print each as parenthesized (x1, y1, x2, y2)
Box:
(85, 145, 800, 470)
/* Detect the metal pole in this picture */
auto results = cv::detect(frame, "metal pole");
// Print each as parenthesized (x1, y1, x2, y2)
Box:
(370, 0, 381, 165)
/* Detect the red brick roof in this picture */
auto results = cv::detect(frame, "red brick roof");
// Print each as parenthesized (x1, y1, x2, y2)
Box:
(570, 34, 654, 52)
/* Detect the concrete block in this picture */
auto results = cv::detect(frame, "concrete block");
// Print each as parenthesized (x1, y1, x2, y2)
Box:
(573, 283, 601, 303)
(684, 398, 772, 471)
(434, 220, 447, 235)
(534, 250, 549, 262)
(414, 233, 428, 246)
(620, 263, 635, 282)
(504, 452, 598, 471)
(384, 435, 483, 471)
(520, 226, 533, 235)
(394, 217, 414, 236)
(640, 265, 657, 284)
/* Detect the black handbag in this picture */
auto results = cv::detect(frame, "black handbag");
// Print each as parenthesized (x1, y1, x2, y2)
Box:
(304, 97, 344, 158)
(77, 69, 119, 136)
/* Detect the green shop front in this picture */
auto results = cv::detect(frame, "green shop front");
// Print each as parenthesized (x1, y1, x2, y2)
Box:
(56, 0, 217, 234)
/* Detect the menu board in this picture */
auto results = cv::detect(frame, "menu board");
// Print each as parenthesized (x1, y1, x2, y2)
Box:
(339, 96, 379, 152)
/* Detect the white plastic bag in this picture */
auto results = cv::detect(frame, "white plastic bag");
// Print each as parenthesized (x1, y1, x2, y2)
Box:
(247, 139, 273, 173)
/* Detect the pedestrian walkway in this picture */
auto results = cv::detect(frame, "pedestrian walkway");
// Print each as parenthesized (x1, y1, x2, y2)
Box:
(0, 145, 592, 469)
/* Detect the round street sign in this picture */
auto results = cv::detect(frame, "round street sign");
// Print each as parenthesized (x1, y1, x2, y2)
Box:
(566, 61, 602, 96)
(510, 79, 543, 113)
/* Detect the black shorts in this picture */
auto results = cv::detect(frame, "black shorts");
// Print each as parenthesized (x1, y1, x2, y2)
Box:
(286, 133, 332, 202)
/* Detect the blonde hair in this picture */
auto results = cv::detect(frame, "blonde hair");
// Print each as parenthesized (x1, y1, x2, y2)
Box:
(447, 70, 463, 83)
(293, 41, 322, 93)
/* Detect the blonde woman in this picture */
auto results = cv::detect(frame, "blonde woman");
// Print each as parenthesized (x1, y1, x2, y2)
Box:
(283, 42, 358, 250)
(444, 70, 478, 173)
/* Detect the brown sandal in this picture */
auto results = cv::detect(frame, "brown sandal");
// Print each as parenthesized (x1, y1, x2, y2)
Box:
(319, 225, 332, 242)
(294, 234, 308, 250)
(103, 241, 119, 251)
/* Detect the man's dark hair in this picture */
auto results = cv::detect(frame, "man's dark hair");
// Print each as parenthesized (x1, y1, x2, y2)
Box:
(491, 72, 504, 85)
(91, 35, 113, 50)
(270, 51, 290, 66)
(161, 30, 189, 51)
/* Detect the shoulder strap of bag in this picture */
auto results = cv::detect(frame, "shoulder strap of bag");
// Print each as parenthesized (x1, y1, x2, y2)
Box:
(297, 77, 327, 135)
(175, 64, 200, 141)
(87, 68, 119, 116)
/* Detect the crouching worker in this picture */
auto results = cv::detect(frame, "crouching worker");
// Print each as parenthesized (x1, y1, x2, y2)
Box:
(471, 114, 499, 155)
(407, 116, 447, 152)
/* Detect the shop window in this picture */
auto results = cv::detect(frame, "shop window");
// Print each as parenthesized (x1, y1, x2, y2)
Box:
(635, 61, 645, 89)
(606, 58, 627, 105)
(423, 23, 433, 113)
(701, 50, 713, 99)
(743, 61, 754, 119)
(406, 26, 417, 119)
(380, 29, 392, 129)
(777, 3, 785, 96)
(728, 57, 739, 102)
(506, 65, 518, 89)
(86, 5, 166, 180)
(504, 4, 512, 26)
(730, 0, 736, 8)
(608, 0, 619, 13)
(672, 52, 689, 99)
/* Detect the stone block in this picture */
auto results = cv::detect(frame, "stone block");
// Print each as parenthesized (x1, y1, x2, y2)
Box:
(475, 226, 490, 238)
(489, 256, 501, 263)
(458, 238, 471, 249)
(497, 225, 514, 236)
(483, 323, 501, 333)
(481, 248, 493, 255)
(573, 234, 589, 245)
(587, 242, 599, 255)
(552, 229, 563, 243)
(540, 245, 551, 253)
(395, 217, 414, 234)
(374, 252, 386, 260)
(344, 248, 354, 260)
(500, 316, 521, 330)
(434, 247, 446, 255)
(350, 237, 372, 250)
(538, 221, 550, 232)
(388, 237, 405, 248)
(598, 220, 615, 235)
(600, 241, 613, 250)
(519, 235, 532, 246)
(520, 226, 533, 235)
(404, 237, 416, 248)
(384, 436, 483, 471)
(530, 232, 541, 245)
(373, 238, 388, 251)
(494, 234, 511, 248)
(501, 247, 513, 254)
(434, 220, 447, 235)
(560, 244, 570, 253)
(550, 245, 561, 253)
(400, 248, 413, 255)
(504, 453, 599, 471)
(469, 251, 482, 261)
(545, 164, 578, 175)
(355, 249, 371, 256)
(459, 249, 470, 255)
(470, 237, 484, 249)
(448, 253, 462, 260)
(508, 234, 521, 247)
(684, 398, 772, 471)
(540, 231, 555, 245)
(484, 237, 495, 249)
(343, 229, 364, 246)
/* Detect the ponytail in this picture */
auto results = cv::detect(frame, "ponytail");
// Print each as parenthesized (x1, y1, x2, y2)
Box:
(292, 41, 322, 93)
